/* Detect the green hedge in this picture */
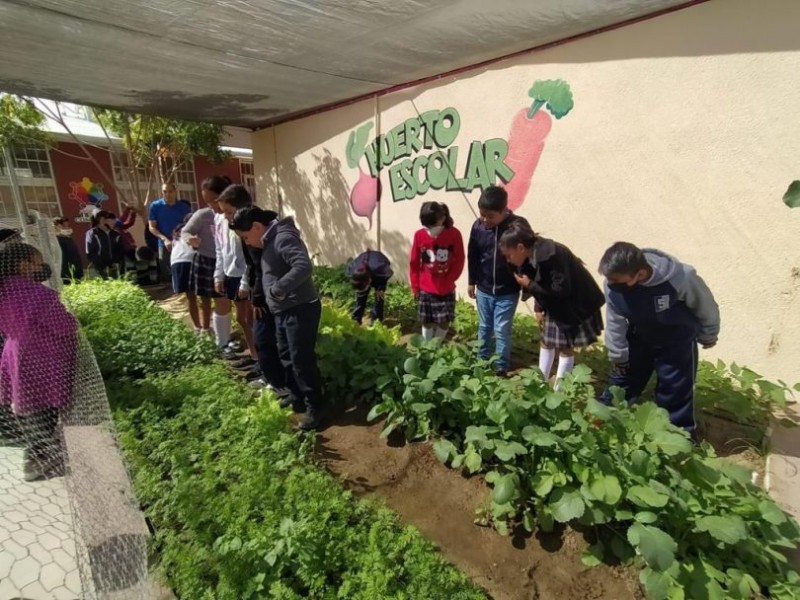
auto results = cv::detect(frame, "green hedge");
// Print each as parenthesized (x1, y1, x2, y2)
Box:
(65, 280, 485, 600)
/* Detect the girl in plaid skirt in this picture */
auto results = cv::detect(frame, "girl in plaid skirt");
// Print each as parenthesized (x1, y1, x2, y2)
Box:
(409, 202, 465, 341)
(499, 222, 605, 386)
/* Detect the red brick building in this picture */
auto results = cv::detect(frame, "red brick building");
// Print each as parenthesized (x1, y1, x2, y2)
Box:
(0, 103, 253, 254)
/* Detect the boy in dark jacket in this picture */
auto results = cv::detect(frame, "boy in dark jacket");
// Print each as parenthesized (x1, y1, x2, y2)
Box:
(231, 206, 326, 431)
(346, 249, 393, 324)
(85, 210, 122, 279)
(53, 216, 84, 283)
(467, 186, 530, 375)
(598, 242, 720, 436)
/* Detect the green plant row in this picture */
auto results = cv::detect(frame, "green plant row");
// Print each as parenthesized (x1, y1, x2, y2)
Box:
(313, 263, 795, 433)
(63, 280, 486, 600)
(367, 339, 800, 599)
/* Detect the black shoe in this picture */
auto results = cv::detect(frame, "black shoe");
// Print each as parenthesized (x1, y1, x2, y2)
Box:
(495, 370, 508, 378)
(231, 357, 256, 369)
(244, 367, 263, 381)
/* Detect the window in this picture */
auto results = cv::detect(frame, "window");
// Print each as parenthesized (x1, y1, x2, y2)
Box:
(111, 150, 198, 209)
(0, 144, 62, 221)
(239, 159, 256, 202)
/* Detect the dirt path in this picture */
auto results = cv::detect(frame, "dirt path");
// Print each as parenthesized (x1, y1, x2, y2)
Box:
(314, 405, 642, 600)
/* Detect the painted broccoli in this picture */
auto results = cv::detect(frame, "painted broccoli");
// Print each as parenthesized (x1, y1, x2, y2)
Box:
(527, 79, 575, 119)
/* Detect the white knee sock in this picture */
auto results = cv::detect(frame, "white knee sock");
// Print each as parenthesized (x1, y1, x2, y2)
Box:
(434, 326, 448, 340)
(538, 347, 556, 380)
(555, 355, 575, 389)
(212, 313, 232, 349)
(422, 325, 435, 341)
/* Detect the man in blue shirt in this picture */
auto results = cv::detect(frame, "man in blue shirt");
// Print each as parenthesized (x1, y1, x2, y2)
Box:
(148, 182, 192, 283)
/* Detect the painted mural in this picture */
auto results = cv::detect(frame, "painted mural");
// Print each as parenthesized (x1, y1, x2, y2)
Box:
(68, 176, 109, 222)
(345, 79, 574, 225)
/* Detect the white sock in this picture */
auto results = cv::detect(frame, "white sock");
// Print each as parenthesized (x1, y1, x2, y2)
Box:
(555, 355, 575, 389)
(212, 313, 232, 348)
(422, 325, 435, 341)
(434, 326, 448, 339)
(538, 347, 556, 380)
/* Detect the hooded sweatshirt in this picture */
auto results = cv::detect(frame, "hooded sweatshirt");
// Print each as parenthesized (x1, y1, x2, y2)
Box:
(604, 249, 720, 363)
(260, 217, 319, 314)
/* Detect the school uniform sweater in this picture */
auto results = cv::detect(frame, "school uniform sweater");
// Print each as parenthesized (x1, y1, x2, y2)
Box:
(409, 226, 465, 296)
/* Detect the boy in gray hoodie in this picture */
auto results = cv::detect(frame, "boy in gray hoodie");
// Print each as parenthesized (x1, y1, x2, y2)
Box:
(598, 242, 720, 436)
(231, 206, 326, 431)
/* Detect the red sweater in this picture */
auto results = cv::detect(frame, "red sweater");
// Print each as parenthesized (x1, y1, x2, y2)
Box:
(409, 226, 465, 296)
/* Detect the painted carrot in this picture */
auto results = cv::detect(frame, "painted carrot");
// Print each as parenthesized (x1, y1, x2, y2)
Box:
(502, 80, 574, 212)
(346, 121, 382, 227)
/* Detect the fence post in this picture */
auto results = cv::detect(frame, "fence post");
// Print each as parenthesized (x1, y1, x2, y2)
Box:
(2, 145, 28, 236)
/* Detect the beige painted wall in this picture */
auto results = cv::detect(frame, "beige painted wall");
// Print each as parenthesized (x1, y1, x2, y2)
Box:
(252, 0, 800, 383)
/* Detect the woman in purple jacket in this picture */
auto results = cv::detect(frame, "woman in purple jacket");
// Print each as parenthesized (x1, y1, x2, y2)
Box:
(0, 243, 78, 481)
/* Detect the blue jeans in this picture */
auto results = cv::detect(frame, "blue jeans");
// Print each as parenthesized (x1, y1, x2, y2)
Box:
(476, 290, 519, 372)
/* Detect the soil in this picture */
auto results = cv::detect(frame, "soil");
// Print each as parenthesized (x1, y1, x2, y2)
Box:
(314, 404, 643, 600)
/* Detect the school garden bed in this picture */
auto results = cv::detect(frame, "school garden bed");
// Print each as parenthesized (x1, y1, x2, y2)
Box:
(66, 276, 800, 600)
(62, 280, 486, 600)
(310, 265, 800, 599)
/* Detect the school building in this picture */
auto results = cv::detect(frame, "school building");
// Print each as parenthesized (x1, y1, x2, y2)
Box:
(0, 103, 254, 250)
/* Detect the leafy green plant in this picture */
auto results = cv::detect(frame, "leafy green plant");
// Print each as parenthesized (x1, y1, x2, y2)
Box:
(370, 336, 800, 599)
(62, 279, 216, 378)
(71, 280, 486, 599)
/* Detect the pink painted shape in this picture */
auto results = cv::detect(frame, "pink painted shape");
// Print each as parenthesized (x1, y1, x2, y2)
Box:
(502, 108, 552, 212)
(349, 168, 381, 229)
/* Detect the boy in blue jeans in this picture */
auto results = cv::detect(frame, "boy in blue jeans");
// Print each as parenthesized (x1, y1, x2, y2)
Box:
(467, 186, 530, 376)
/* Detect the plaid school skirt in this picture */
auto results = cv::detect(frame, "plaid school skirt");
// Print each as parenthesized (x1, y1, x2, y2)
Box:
(541, 310, 603, 349)
(190, 254, 220, 298)
(418, 291, 456, 324)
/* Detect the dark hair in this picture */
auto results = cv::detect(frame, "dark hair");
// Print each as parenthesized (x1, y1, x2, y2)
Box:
(598, 242, 650, 277)
(201, 175, 232, 196)
(91, 210, 116, 228)
(218, 184, 253, 209)
(135, 246, 155, 262)
(0, 228, 21, 245)
(0, 243, 41, 280)
(350, 268, 371, 287)
(53, 216, 69, 227)
(230, 205, 279, 232)
(478, 185, 508, 212)
(419, 201, 454, 228)
(499, 221, 538, 249)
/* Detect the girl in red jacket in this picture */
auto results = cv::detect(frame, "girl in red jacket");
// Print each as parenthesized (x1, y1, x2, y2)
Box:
(409, 201, 465, 341)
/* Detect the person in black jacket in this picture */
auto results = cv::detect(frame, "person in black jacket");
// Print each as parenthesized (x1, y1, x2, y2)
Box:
(467, 186, 530, 376)
(53, 217, 84, 283)
(216, 185, 291, 398)
(499, 221, 605, 387)
(85, 210, 122, 280)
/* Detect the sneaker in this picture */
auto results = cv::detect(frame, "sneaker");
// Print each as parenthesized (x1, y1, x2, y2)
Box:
(227, 340, 244, 352)
(230, 357, 257, 369)
(244, 366, 264, 381)
(219, 346, 241, 360)
(248, 377, 269, 389)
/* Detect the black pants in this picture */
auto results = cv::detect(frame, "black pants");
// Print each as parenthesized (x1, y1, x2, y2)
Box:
(253, 307, 289, 391)
(351, 277, 388, 324)
(274, 301, 323, 414)
(601, 335, 698, 434)
(18, 407, 60, 463)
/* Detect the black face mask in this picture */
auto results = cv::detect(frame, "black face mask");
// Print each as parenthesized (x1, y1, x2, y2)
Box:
(33, 264, 52, 283)
(608, 282, 635, 294)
